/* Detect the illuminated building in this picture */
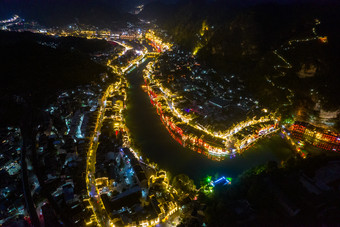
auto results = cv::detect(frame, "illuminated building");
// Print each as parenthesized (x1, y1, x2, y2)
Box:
(290, 122, 340, 152)
(319, 36, 328, 43)
(145, 30, 172, 53)
(95, 177, 109, 188)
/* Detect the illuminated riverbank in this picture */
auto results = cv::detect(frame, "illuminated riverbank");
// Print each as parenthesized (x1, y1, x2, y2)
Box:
(142, 60, 280, 159)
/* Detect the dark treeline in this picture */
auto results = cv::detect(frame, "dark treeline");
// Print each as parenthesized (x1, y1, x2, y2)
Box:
(198, 154, 340, 226)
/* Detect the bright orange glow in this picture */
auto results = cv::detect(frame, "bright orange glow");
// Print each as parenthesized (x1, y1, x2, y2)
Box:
(319, 36, 328, 43)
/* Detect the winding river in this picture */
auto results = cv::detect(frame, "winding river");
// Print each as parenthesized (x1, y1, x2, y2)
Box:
(125, 60, 292, 184)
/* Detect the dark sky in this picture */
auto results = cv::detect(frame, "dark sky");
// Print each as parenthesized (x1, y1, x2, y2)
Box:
(0, 0, 337, 20)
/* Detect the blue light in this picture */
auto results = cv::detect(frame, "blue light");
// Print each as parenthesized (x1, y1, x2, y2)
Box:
(211, 176, 231, 187)
(214, 177, 225, 184)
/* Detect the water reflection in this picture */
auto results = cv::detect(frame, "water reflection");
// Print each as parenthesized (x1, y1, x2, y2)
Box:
(125, 62, 292, 183)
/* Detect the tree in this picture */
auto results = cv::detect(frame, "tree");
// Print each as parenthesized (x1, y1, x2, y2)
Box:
(172, 174, 196, 196)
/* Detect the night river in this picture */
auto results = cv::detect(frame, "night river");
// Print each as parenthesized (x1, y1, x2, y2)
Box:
(125, 60, 293, 184)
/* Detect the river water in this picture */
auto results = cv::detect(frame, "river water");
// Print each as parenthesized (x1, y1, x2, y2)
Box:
(125, 61, 292, 184)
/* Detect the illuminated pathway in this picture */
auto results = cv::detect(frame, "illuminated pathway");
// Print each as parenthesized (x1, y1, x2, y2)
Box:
(269, 19, 326, 107)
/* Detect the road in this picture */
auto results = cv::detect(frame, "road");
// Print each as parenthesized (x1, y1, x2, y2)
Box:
(84, 41, 153, 226)
(85, 85, 114, 227)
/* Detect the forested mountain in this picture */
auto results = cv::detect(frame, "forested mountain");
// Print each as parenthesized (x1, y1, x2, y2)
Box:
(141, 0, 340, 127)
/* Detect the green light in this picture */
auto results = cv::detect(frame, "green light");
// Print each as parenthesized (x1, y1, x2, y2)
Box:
(206, 176, 212, 183)
(227, 177, 232, 182)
